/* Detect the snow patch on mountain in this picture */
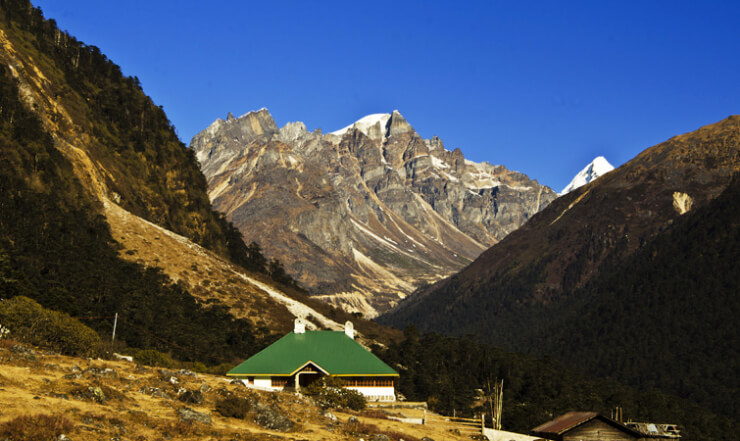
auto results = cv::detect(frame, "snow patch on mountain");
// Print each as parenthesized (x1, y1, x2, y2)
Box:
(431, 155, 450, 169)
(560, 156, 614, 195)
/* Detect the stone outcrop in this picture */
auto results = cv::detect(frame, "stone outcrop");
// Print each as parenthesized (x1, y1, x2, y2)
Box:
(191, 109, 557, 316)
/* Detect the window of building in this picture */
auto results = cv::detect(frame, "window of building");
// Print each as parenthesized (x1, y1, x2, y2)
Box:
(271, 377, 289, 387)
(342, 377, 394, 387)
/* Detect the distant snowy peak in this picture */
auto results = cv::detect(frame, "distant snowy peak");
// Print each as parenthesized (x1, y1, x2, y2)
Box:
(560, 156, 614, 195)
(330, 112, 393, 139)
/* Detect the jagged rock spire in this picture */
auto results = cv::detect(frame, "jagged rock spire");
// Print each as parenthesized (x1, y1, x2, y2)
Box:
(388, 110, 412, 136)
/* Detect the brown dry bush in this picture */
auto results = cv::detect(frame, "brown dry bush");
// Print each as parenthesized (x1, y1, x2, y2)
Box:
(215, 396, 252, 419)
(0, 414, 74, 441)
(0, 338, 21, 349)
(127, 409, 157, 429)
(360, 409, 391, 419)
(160, 420, 207, 438)
(343, 419, 421, 441)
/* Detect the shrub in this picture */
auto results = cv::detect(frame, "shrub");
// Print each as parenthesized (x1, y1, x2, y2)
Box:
(202, 361, 234, 375)
(160, 420, 205, 438)
(361, 409, 391, 419)
(0, 414, 74, 441)
(343, 420, 421, 441)
(215, 397, 252, 419)
(0, 296, 101, 357)
(127, 348, 177, 368)
(304, 377, 367, 411)
(342, 388, 367, 411)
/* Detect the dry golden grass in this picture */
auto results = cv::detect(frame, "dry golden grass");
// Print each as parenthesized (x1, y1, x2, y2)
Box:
(0, 340, 470, 441)
(0, 414, 74, 441)
(103, 198, 296, 336)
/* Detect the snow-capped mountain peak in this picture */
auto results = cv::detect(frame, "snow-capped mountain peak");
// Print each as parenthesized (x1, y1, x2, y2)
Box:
(329, 113, 392, 138)
(560, 156, 614, 195)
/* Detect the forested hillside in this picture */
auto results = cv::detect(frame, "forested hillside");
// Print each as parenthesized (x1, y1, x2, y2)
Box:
(529, 173, 740, 419)
(375, 329, 738, 441)
(0, 0, 243, 256)
(381, 174, 740, 424)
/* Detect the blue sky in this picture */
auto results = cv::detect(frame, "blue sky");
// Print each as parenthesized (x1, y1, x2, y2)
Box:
(32, 1, 740, 191)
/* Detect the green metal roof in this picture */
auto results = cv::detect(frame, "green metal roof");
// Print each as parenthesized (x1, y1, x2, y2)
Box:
(227, 331, 398, 376)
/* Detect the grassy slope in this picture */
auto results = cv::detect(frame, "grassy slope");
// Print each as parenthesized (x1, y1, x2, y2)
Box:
(0, 340, 469, 441)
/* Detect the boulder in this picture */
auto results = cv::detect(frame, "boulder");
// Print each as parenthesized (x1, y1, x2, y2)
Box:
(10, 344, 36, 360)
(83, 367, 117, 378)
(178, 389, 205, 405)
(177, 407, 211, 425)
(72, 386, 105, 403)
(112, 353, 134, 362)
(254, 403, 294, 431)
(324, 411, 337, 422)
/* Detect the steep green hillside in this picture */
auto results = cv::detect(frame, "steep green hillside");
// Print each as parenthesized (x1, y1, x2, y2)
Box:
(0, 0, 251, 260)
(0, 63, 263, 363)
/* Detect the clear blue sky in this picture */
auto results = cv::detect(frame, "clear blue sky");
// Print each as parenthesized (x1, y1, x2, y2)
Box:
(32, 1, 740, 191)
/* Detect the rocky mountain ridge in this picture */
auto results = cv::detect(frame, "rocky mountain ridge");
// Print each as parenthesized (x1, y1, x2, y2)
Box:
(385, 115, 740, 326)
(191, 109, 557, 316)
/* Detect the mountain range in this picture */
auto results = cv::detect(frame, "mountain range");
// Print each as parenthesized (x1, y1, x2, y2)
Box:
(191, 109, 557, 316)
(1, 3, 738, 439)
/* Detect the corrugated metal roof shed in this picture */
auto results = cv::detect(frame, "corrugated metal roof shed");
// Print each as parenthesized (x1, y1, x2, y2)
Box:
(531, 411, 644, 439)
(531, 411, 599, 435)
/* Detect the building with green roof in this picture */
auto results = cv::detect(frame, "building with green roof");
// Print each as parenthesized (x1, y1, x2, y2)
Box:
(228, 320, 398, 401)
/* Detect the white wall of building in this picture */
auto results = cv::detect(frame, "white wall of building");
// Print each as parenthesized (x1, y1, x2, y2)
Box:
(253, 376, 280, 390)
(346, 386, 396, 402)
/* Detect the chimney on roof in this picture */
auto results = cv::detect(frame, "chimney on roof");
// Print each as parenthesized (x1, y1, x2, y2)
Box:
(344, 321, 355, 339)
(294, 318, 306, 334)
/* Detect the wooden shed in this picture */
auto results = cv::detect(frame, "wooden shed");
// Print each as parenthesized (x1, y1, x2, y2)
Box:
(531, 412, 645, 441)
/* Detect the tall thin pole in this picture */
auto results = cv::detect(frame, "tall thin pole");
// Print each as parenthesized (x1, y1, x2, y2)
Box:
(111, 312, 118, 343)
